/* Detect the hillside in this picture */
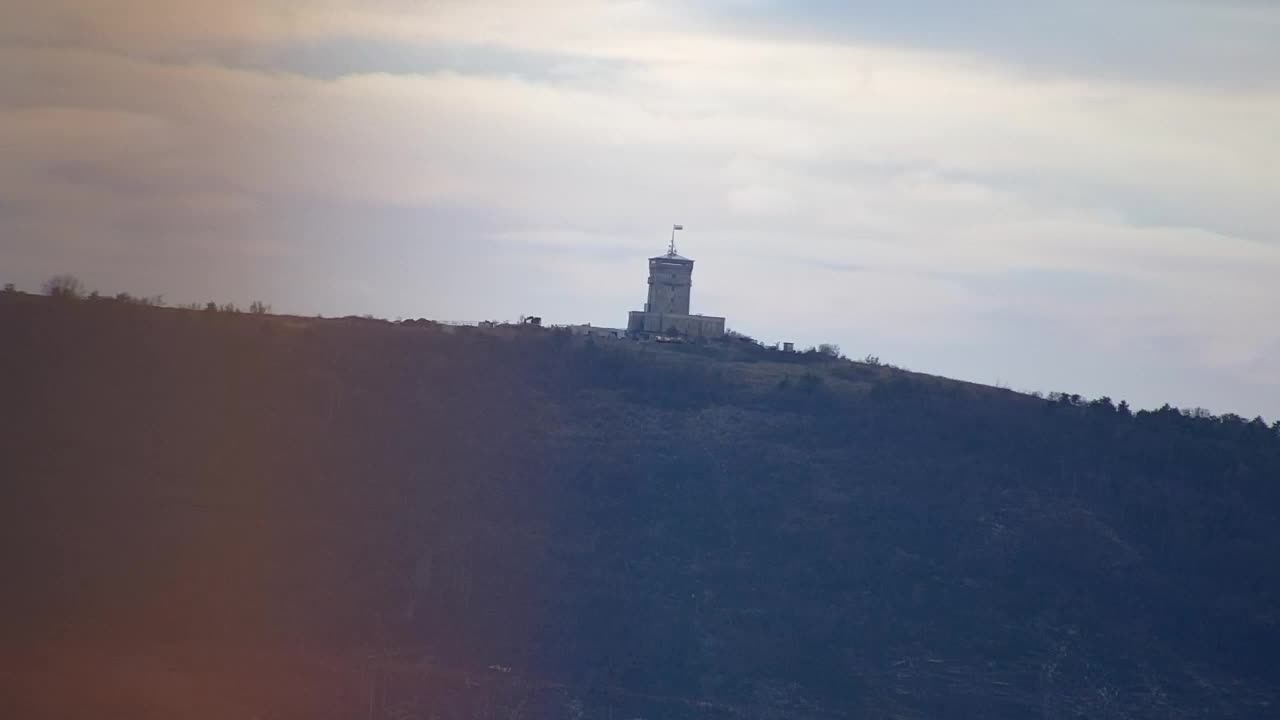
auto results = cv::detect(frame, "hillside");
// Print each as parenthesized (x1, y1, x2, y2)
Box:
(3, 292, 1279, 719)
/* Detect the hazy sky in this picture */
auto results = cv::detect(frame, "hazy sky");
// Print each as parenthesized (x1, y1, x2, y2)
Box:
(4, 1, 1280, 418)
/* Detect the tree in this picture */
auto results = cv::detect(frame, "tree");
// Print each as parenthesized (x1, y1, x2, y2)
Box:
(2, 283, 15, 293)
(817, 343, 841, 358)
(42, 274, 84, 299)
(1089, 396, 1116, 413)
(249, 300, 270, 315)
(205, 302, 219, 312)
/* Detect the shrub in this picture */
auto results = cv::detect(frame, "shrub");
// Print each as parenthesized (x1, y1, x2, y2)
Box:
(797, 372, 824, 392)
(43, 274, 84, 299)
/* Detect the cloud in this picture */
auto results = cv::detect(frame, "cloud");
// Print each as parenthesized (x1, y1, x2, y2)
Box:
(690, 0, 1280, 90)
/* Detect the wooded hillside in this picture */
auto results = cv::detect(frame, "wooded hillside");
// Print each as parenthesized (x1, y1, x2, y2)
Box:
(3, 293, 1278, 719)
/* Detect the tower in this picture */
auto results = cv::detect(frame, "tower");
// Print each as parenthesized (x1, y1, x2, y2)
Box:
(627, 225, 726, 339)
(644, 250, 693, 315)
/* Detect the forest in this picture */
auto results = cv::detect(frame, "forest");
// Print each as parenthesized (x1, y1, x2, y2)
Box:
(2, 289, 1278, 719)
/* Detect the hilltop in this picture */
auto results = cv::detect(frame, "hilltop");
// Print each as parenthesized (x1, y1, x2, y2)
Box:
(2, 292, 1279, 719)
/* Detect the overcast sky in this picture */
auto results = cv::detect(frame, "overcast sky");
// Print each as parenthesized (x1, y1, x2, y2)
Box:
(4, 1, 1279, 418)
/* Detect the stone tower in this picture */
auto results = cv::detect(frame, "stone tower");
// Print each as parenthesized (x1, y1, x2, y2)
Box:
(645, 251, 694, 315)
(627, 227, 726, 339)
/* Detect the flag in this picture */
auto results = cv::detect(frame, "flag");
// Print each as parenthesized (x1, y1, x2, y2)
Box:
(673, 224, 683, 230)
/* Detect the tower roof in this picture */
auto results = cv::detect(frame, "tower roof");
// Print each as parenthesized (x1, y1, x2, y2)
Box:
(651, 250, 692, 262)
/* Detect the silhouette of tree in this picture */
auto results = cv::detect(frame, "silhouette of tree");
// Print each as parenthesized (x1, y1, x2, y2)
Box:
(42, 274, 84, 299)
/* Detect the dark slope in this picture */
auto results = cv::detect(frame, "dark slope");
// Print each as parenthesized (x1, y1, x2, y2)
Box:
(2, 294, 1279, 719)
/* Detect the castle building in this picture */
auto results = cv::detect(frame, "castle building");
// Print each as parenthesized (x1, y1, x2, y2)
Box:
(627, 227, 725, 338)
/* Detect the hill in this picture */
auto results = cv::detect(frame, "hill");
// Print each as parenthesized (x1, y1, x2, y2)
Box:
(2, 292, 1279, 719)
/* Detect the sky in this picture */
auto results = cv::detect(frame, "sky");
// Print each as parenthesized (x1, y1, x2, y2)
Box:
(3, 0, 1280, 418)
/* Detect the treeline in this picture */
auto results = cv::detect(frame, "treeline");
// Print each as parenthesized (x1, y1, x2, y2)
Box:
(1040, 389, 1280, 442)
(6, 273, 271, 315)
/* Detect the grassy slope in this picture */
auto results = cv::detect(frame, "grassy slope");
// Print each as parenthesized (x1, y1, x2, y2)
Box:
(2, 293, 1279, 719)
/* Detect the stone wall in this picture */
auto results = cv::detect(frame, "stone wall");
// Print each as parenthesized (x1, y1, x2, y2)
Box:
(627, 311, 725, 338)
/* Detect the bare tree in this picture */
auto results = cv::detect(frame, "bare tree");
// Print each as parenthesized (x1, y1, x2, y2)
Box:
(42, 274, 84, 299)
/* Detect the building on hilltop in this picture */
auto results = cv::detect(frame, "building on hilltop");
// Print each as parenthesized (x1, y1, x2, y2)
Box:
(627, 226, 725, 339)
(568, 323, 626, 339)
